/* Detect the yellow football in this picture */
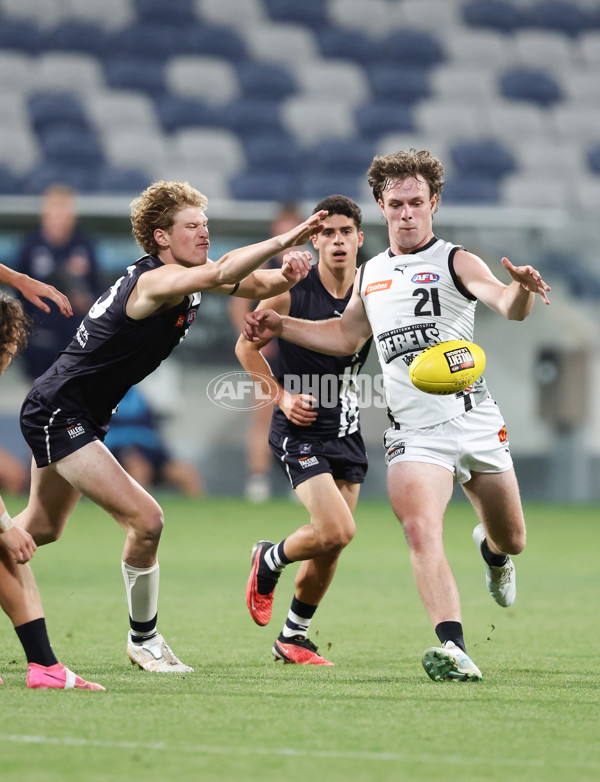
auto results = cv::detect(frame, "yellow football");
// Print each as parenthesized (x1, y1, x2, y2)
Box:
(409, 340, 486, 395)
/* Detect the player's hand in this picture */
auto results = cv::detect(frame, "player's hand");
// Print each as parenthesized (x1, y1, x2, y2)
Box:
(278, 392, 318, 426)
(243, 309, 282, 342)
(280, 251, 312, 284)
(17, 274, 73, 317)
(279, 210, 328, 248)
(0, 525, 37, 564)
(502, 257, 551, 305)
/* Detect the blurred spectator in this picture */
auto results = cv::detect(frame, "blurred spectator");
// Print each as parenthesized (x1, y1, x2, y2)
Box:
(228, 203, 306, 502)
(0, 446, 28, 495)
(104, 385, 205, 498)
(15, 184, 103, 381)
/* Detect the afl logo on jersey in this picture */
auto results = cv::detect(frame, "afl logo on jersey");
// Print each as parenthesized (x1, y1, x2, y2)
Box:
(411, 272, 439, 284)
(187, 309, 198, 324)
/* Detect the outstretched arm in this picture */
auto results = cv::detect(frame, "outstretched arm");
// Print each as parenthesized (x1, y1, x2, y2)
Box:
(0, 264, 73, 317)
(455, 251, 550, 321)
(130, 212, 327, 318)
(215, 251, 313, 300)
(244, 272, 372, 356)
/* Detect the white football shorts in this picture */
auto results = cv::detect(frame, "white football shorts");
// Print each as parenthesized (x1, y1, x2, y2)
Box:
(383, 396, 513, 484)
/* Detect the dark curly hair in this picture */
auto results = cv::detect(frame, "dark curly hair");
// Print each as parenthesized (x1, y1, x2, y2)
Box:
(0, 293, 31, 362)
(367, 149, 445, 211)
(313, 194, 362, 229)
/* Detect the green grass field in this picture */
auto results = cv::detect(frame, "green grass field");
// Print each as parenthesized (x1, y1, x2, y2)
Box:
(0, 496, 598, 782)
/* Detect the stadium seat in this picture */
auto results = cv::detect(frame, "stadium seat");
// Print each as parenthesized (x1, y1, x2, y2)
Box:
(132, 0, 195, 25)
(442, 175, 500, 205)
(309, 139, 375, 177)
(462, 0, 525, 33)
(0, 0, 64, 27)
(179, 26, 248, 61)
(44, 22, 110, 56)
(450, 139, 516, 180)
(415, 101, 491, 139)
(0, 122, 40, 173)
(171, 128, 246, 179)
(313, 28, 373, 65)
(222, 99, 285, 136)
(327, 0, 392, 36)
(108, 23, 182, 61)
(563, 71, 600, 106)
(0, 52, 35, 93)
(103, 131, 170, 178)
(299, 172, 362, 202)
(244, 23, 319, 65)
(104, 57, 166, 95)
(0, 164, 21, 194)
(155, 96, 220, 134)
(431, 66, 499, 104)
(84, 90, 162, 136)
(294, 60, 370, 107)
(242, 134, 304, 175)
(512, 31, 577, 72)
(500, 174, 566, 209)
(552, 104, 600, 146)
(579, 32, 600, 69)
(442, 28, 513, 67)
(586, 144, 600, 175)
(524, 1, 587, 37)
(229, 170, 297, 202)
(235, 61, 297, 101)
(281, 96, 358, 144)
(485, 101, 548, 140)
(0, 21, 45, 52)
(27, 92, 89, 134)
(197, 0, 266, 28)
(374, 29, 446, 68)
(95, 165, 152, 194)
(38, 126, 104, 167)
(262, 0, 327, 27)
(355, 102, 415, 142)
(366, 65, 431, 104)
(67, 0, 135, 29)
(21, 162, 99, 195)
(511, 139, 586, 179)
(165, 55, 240, 105)
(499, 67, 563, 107)
(400, 0, 463, 29)
(34, 53, 105, 94)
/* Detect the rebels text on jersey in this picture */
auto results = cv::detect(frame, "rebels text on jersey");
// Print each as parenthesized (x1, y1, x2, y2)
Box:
(32, 255, 199, 426)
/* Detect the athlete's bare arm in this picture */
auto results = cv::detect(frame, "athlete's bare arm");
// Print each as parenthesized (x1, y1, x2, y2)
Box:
(243, 272, 372, 356)
(0, 264, 73, 317)
(454, 251, 550, 320)
(213, 251, 313, 299)
(127, 213, 326, 319)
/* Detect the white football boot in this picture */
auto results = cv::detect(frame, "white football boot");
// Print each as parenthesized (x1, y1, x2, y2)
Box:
(422, 641, 482, 682)
(127, 632, 193, 673)
(472, 523, 516, 607)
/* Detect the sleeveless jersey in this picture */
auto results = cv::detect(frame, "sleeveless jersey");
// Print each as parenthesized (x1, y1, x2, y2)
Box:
(359, 236, 488, 428)
(32, 255, 200, 426)
(272, 264, 371, 440)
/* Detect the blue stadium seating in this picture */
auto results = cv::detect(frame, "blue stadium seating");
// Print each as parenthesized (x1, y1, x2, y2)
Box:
(299, 172, 362, 202)
(366, 66, 431, 104)
(314, 28, 374, 65)
(229, 171, 298, 202)
(242, 134, 304, 175)
(0, 21, 44, 53)
(44, 23, 109, 56)
(178, 27, 248, 61)
(587, 144, 600, 175)
(500, 67, 562, 107)
(0, 165, 20, 194)
(375, 30, 446, 68)
(95, 166, 152, 194)
(450, 139, 516, 180)
(37, 126, 103, 167)
(22, 163, 99, 195)
(155, 96, 221, 134)
(28, 92, 89, 134)
(108, 23, 182, 61)
(263, 0, 328, 27)
(133, 0, 196, 25)
(235, 61, 297, 101)
(355, 102, 414, 141)
(524, 2, 587, 37)
(442, 175, 500, 204)
(309, 139, 375, 177)
(222, 99, 285, 136)
(462, 0, 525, 33)
(104, 57, 166, 95)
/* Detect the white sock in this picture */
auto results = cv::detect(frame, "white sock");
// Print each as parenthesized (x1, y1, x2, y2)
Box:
(121, 560, 160, 640)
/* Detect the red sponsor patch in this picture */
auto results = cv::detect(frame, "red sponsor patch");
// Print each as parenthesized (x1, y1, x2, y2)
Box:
(365, 279, 392, 295)
(498, 425, 508, 443)
(174, 315, 186, 327)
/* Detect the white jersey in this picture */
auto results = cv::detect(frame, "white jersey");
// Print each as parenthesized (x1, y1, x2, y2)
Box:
(359, 236, 489, 428)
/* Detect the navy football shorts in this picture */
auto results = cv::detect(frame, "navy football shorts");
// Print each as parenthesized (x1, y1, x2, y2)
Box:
(20, 388, 108, 467)
(268, 429, 368, 489)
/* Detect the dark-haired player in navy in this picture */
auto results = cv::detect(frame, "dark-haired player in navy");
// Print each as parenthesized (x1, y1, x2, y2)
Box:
(237, 195, 371, 665)
(14, 180, 327, 674)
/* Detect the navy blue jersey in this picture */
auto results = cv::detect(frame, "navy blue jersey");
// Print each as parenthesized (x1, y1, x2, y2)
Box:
(32, 255, 200, 426)
(271, 265, 371, 440)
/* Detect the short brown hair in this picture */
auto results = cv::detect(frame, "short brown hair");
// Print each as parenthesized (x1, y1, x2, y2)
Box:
(130, 180, 208, 255)
(0, 293, 31, 360)
(367, 149, 445, 210)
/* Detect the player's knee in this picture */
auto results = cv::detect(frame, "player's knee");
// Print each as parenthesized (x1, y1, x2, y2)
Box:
(400, 518, 431, 553)
(319, 521, 355, 552)
(127, 500, 164, 544)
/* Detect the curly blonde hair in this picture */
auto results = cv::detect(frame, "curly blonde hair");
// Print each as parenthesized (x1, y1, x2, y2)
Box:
(0, 293, 31, 362)
(367, 149, 445, 211)
(130, 180, 208, 255)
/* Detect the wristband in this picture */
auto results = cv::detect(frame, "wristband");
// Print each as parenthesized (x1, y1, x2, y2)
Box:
(0, 511, 14, 532)
(228, 282, 240, 295)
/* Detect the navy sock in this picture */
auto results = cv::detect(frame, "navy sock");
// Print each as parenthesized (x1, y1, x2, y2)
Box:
(14, 618, 59, 666)
(481, 538, 508, 567)
(435, 621, 466, 654)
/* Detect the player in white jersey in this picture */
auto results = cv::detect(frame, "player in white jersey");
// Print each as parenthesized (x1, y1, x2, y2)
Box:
(243, 149, 551, 682)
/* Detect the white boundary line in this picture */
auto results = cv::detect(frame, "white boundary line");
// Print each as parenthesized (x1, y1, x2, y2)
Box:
(0, 734, 598, 770)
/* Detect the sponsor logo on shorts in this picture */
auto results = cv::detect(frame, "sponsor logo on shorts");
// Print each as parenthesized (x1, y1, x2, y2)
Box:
(386, 443, 405, 466)
(411, 272, 440, 284)
(365, 279, 392, 295)
(67, 424, 85, 439)
(298, 456, 319, 469)
(299, 443, 312, 455)
(498, 425, 508, 443)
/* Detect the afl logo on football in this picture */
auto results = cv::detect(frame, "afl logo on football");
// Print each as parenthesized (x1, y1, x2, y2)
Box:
(411, 272, 439, 284)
